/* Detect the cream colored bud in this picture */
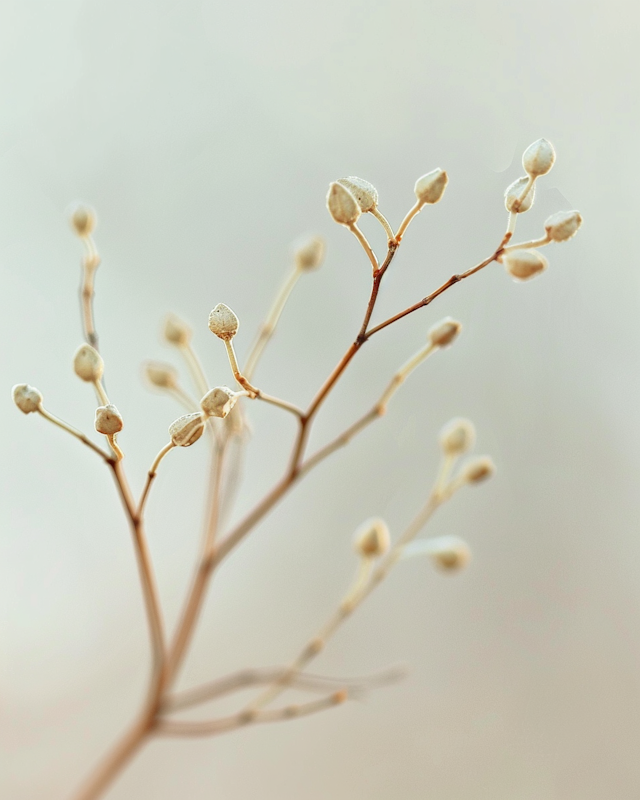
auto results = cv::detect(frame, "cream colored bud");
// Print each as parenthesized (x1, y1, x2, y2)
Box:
(439, 418, 476, 456)
(544, 210, 583, 242)
(414, 169, 448, 205)
(427, 536, 471, 572)
(522, 138, 555, 177)
(143, 361, 178, 389)
(502, 249, 548, 281)
(208, 303, 239, 341)
(428, 317, 462, 348)
(460, 456, 495, 484)
(73, 344, 104, 382)
(94, 404, 123, 435)
(69, 203, 96, 237)
(163, 313, 192, 346)
(169, 412, 205, 447)
(353, 518, 390, 558)
(12, 384, 43, 414)
(200, 386, 238, 419)
(326, 182, 361, 226)
(505, 176, 535, 213)
(294, 235, 325, 271)
(336, 177, 379, 213)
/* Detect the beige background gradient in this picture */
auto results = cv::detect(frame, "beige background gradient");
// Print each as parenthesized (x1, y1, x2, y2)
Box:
(1, 0, 638, 798)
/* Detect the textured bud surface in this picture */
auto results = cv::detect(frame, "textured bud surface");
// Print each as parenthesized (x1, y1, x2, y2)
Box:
(69, 203, 96, 237)
(461, 456, 495, 484)
(169, 412, 205, 447)
(73, 344, 104, 382)
(428, 317, 462, 348)
(326, 182, 361, 226)
(502, 249, 548, 281)
(144, 361, 178, 389)
(522, 138, 555, 177)
(294, 235, 325, 271)
(439, 418, 476, 456)
(544, 210, 583, 242)
(208, 304, 239, 340)
(505, 176, 535, 213)
(95, 404, 123, 435)
(12, 384, 43, 414)
(200, 386, 238, 418)
(336, 177, 378, 212)
(163, 314, 192, 346)
(414, 169, 448, 205)
(428, 536, 471, 572)
(354, 518, 390, 558)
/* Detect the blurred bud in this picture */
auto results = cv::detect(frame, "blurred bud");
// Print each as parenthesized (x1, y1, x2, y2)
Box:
(336, 177, 379, 213)
(73, 344, 104, 382)
(414, 169, 448, 205)
(69, 203, 96, 237)
(502, 249, 548, 281)
(12, 384, 43, 414)
(460, 456, 495, 484)
(326, 182, 361, 226)
(95, 404, 123, 435)
(163, 313, 192, 347)
(522, 138, 555, 177)
(428, 317, 462, 348)
(294, 235, 325, 271)
(354, 518, 390, 558)
(208, 303, 239, 341)
(439, 418, 476, 456)
(201, 386, 238, 418)
(505, 176, 535, 213)
(143, 361, 178, 389)
(169, 412, 205, 447)
(427, 536, 471, 572)
(544, 210, 583, 242)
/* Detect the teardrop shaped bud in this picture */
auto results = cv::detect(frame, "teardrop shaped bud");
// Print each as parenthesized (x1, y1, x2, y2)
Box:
(326, 182, 361, 226)
(522, 138, 555, 177)
(426, 535, 471, 572)
(12, 384, 43, 414)
(200, 386, 239, 419)
(336, 177, 378, 213)
(414, 169, 448, 205)
(428, 317, 462, 348)
(73, 344, 104, 382)
(544, 210, 583, 242)
(69, 203, 96, 237)
(95, 404, 123, 435)
(460, 456, 495, 485)
(163, 313, 192, 346)
(439, 418, 476, 456)
(208, 303, 239, 341)
(143, 361, 178, 389)
(502, 249, 548, 281)
(505, 176, 535, 213)
(169, 412, 205, 447)
(294, 235, 325, 271)
(353, 518, 390, 558)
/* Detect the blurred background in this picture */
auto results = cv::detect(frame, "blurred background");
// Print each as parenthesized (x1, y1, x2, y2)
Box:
(1, 0, 638, 798)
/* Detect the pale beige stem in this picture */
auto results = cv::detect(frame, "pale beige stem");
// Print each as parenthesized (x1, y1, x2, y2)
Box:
(502, 233, 552, 253)
(169, 384, 200, 412)
(370, 207, 395, 241)
(79, 235, 100, 350)
(395, 200, 423, 242)
(36, 406, 111, 462)
(179, 342, 210, 398)
(348, 223, 379, 272)
(137, 442, 175, 519)
(92, 378, 109, 407)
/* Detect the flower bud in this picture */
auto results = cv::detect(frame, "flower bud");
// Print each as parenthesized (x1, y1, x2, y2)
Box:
(522, 138, 555, 177)
(505, 176, 535, 213)
(200, 386, 238, 418)
(544, 210, 583, 242)
(294, 235, 325, 271)
(326, 182, 361, 226)
(414, 169, 448, 205)
(95, 404, 123, 435)
(353, 518, 390, 558)
(439, 418, 475, 456)
(336, 177, 378, 213)
(163, 313, 192, 346)
(69, 203, 96, 237)
(208, 303, 239, 341)
(73, 344, 104, 382)
(12, 384, 43, 414)
(426, 536, 471, 572)
(460, 456, 495, 484)
(143, 361, 178, 389)
(502, 249, 548, 281)
(169, 412, 205, 447)
(428, 317, 462, 348)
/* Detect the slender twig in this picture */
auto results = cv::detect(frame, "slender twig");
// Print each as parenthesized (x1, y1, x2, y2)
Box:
(79, 236, 100, 349)
(36, 406, 112, 462)
(348, 223, 379, 272)
(502, 233, 551, 253)
(370, 207, 395, 241)
(137, 442, 175, 520)
(179, 342, 210, 399)
(395, 200, 422, 242)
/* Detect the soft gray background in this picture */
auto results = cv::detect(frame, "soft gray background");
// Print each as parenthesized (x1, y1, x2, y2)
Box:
(1, 1, 638, 798)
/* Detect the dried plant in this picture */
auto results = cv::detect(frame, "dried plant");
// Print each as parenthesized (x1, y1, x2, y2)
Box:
(12, 138, 581, 799)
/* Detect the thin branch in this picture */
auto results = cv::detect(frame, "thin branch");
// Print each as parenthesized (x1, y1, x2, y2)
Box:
(395, 200, 422, 242)
(79, 236, 100, 349)
(179, 342, 210, 399)
(36, 406, 112, 462)
(348, 223, 379, 272)
(136, 442, 175, 520)
(370, 207, 395, 241)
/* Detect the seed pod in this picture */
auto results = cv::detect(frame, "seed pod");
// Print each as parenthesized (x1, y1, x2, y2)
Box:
(12, 384, 43, 414)
(69, 203, 96, 237)
(354, 518, 390, 558)
(522, 138, 555, 177)
(505, 176, 535, 213)
(95, 404, 123, 435)
(73, 344, 104, 382)
(544, 210, 583, 242)
(336, 177, 379, 213)
(169, 412, 205, 447)
(414, 169, 448, 205)
(294, 235, 325, 271)
(502, 249, 548, 281)
(208, 303, 239, 341)
(439, 418, 476, 456)
(143, 361, 178, 389)
(326, 182, 361, 226)
(200, 386, 238, 418)
(163, 313, 192, 346)
(427, 536, 471, 572)
(460, 456, 495, 484)
(428, 317, 462, 348)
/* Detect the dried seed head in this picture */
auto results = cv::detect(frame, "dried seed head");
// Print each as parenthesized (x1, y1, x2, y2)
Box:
(200, 386, 238, 418)
(169, 412, 205, 447)
(143, 361, 178, 389)
(208, 303, 239, 341)
(505, 176, 535, 213)
(460, 456, 495, 485)
(544, 210, 583, 242)
(73, 344, 104, 382)
(522, 138, 556, 177)
(354, 518, 391, 558)
(427, 536, 471, 572)
(428, 317, 462, 348)
(439, 418, 476, 456)
(502, 249, 548, 281)
(69, 203, 96, 237)
(12, 384, 43, 414)
(336, 177, 379, 213)
(163, 313, 192, 346)
(414, 169, 448, 205)
(294, 235, 325, 271)
(326, 182, 361, 226)
(94, 404, 123, 435)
